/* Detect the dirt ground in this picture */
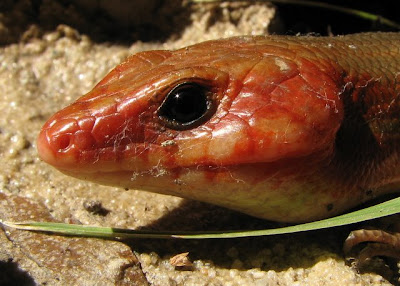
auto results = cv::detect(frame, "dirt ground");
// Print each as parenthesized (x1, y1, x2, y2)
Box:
(0, 1, 398, 285)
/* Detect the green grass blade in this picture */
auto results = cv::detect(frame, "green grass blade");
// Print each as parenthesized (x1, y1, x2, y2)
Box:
(2, 196, 400, 239)
(175, 196, 400, 239)
(189, 0, 400, 30)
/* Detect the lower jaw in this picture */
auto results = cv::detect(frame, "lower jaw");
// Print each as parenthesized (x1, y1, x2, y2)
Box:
(57, 164, 366, 223)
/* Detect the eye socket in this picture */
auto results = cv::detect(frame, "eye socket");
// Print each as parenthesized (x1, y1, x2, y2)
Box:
(158, 82, 215, 130)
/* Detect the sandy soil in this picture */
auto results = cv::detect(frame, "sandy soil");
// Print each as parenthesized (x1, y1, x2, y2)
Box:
(0, 1, 397, 285)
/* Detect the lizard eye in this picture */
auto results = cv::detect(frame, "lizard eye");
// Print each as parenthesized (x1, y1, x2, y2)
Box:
(158, 82, 215, 130)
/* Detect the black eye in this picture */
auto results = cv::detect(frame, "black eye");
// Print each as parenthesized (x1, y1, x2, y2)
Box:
(158, 83, 215, 130)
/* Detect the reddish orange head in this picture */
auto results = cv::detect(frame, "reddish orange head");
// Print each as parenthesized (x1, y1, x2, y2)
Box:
(38, 36, 347, 222)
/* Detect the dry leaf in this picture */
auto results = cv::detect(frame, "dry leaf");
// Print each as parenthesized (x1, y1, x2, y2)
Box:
(169, 252, 193, 270)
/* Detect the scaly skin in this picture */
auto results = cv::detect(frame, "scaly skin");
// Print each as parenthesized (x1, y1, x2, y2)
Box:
(38, 33, 400, 223)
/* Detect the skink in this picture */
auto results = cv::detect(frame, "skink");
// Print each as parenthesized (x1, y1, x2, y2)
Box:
(37, 33, 400, 225)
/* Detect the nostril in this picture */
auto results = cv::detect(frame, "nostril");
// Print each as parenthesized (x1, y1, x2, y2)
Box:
(45, 119, 79, 152)
(37, 118, 81, 167)
(53, 134, 72, 151)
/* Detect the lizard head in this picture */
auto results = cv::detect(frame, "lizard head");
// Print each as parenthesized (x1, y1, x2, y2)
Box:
(37, 36, 345, 221)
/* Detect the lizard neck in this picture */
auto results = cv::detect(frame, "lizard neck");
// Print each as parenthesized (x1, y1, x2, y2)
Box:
(326, 33, 400, 192)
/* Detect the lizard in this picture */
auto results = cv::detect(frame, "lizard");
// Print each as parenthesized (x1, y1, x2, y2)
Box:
(37, 32, 400, 261)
